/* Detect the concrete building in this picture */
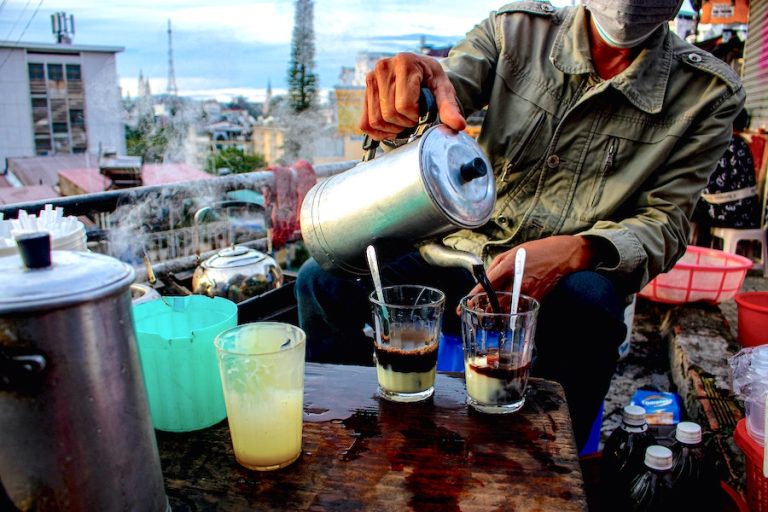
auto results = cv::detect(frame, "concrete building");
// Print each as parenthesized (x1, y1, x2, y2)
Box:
(0, 41, 125, 169)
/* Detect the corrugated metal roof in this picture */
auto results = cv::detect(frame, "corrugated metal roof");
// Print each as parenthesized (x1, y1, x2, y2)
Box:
(58, 163, 213, 194)
(8, 154, 90, 188)
(0, 185, 59, 205)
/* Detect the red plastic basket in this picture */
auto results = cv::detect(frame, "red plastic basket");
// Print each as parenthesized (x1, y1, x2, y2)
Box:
(734, 419, 768, 512)
(639, 246, 753, 304)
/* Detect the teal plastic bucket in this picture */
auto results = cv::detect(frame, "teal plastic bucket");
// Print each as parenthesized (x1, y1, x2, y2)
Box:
(132, 295, 238, 432)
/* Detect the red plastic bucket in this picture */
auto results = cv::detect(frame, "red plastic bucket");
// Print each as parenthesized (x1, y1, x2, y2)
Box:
(735, 292, 768, 347)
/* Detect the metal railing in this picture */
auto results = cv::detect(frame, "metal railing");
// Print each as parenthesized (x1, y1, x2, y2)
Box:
(0, 160, 357, 219)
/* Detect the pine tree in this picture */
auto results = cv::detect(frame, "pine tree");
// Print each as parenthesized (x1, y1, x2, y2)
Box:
(286, 0, 317, 113)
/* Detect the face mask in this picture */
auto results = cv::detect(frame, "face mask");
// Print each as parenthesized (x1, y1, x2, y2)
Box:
(585, 0, 685, 48)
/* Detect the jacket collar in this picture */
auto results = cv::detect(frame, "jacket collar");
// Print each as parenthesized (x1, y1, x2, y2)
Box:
(550, 5, 673, 114)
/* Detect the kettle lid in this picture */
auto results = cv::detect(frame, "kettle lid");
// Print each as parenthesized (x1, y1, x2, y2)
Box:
(0, 234, 135, 313)
(420, 125, 495, 229)
(202, 245, 272, 269)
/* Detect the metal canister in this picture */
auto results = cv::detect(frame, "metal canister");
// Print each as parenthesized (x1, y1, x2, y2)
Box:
(300, 124, 496, 274)
(0, 233, 168, 511)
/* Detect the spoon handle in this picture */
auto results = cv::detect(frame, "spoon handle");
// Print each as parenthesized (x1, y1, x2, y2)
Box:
(366, 245, 386, 305)
(509, 248, 526, 328)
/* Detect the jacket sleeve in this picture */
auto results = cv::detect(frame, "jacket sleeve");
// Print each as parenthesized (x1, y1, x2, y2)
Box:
(439, 13, 499, 116)
(579, 86, 746, 292)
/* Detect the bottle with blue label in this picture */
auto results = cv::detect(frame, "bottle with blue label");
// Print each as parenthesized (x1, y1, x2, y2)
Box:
(602, 405, 656, 508)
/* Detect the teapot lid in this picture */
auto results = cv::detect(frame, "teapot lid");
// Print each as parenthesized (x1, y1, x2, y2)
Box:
(202, 245, 272, 269)
(419, 125, 495, 229)
(0, 233, 135, 314)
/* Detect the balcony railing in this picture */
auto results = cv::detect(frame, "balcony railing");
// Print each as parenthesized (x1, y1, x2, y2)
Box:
(0, 160, 357, 274)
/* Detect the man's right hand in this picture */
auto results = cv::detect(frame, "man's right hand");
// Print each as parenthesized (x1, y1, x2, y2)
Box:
(359, 52, 467, 141)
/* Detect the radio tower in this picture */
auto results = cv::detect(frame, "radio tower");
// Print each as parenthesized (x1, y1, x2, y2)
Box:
(166, 19, 178, 96)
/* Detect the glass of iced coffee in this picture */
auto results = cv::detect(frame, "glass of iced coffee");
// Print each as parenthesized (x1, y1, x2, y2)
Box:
(214, 322, 305, 471)
(369, 285, 445, 402)
(460, 292, 539, 414)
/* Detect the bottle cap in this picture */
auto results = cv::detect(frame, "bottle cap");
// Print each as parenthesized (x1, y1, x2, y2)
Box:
(644, 445, 673, 471)
(675, 421, 702, 444)
(622, 405, 647, 426)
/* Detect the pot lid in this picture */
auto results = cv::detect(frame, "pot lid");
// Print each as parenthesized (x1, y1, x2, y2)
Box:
(0, 236, 135, 314)
(202, 245, 272, 269)
(419, 125, 495, 229)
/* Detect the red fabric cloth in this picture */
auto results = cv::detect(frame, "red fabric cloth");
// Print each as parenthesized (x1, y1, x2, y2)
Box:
(263, 160, 316, 249)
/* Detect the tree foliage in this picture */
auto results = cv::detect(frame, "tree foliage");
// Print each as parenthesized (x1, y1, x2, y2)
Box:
(286, 0, 318, 113)
(207, 146, 266, 175)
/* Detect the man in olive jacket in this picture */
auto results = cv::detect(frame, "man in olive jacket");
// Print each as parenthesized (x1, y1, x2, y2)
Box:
(297, 0, 745, 448)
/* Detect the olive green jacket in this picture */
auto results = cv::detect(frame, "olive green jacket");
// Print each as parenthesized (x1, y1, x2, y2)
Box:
(441, 2, 745, 294)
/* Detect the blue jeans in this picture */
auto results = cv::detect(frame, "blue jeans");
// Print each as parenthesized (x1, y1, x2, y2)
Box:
(295, 252, 627, 449)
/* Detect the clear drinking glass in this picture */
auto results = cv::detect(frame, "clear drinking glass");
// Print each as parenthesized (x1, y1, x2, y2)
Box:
(369, 285, 446, 403)
(214, 322, 305, 471)
(460, 292, 539, 414)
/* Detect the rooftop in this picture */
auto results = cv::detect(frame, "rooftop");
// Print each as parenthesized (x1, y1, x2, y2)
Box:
(0, 40, 124, 53)
(58, 163, 213, 195)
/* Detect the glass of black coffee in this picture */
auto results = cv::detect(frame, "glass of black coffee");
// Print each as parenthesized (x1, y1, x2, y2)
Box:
(460, 292, 539, 414)
(369, 285, 446, 402)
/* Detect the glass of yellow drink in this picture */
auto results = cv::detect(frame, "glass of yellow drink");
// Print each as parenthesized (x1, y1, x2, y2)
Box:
(214, 322, 305, 471)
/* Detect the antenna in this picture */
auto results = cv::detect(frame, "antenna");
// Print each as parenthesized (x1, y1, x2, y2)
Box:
(51, 12, 75, 44)
(166, 19, 178, 96)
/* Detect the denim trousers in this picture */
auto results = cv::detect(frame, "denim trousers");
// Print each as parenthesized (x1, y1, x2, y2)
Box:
(295, 251, 627, 449)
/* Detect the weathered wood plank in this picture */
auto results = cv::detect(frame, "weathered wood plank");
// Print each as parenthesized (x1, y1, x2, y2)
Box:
(157, 363, 587, 511)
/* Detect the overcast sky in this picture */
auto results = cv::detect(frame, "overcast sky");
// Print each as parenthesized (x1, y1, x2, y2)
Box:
(0, 0, 573, 102)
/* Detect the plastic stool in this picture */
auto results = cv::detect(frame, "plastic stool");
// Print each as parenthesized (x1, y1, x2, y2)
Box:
(710, 227, 768, 276)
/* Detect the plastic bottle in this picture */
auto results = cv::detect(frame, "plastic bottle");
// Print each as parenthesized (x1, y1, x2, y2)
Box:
(628, 445, 676, 511)
(669, 421, 721, 509)
(601, 405, 656, 508)
(745, 346, 768, 445)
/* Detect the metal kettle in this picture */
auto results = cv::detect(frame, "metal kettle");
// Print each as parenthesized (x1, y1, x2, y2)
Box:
(0, 232, 168, 511)
(191, 203, 284, 303)
(300, 89, 496, 275)
(192, 245, 283, 303)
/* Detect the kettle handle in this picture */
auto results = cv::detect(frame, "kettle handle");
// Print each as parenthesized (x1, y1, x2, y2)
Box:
(362, 87, 439, 162)
(0, 348, 47, 392)
(193, 200, 268, 261)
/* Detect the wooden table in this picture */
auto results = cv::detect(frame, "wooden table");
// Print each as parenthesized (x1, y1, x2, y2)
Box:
(157, 363, 587, 511)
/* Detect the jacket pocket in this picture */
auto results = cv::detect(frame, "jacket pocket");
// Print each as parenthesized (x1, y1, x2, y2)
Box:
(588, 137, 618, 213)
(500, 111, 546, 183)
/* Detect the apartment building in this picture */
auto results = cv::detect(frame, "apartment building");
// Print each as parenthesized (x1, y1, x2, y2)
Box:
(0, 41, 125, 168)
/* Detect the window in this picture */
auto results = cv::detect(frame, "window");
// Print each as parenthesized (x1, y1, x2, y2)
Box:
(28, 63, 44, 81)
(69, 109, 85, 128)
(47, 64, 63, 81)
(66, 64, 81, 81)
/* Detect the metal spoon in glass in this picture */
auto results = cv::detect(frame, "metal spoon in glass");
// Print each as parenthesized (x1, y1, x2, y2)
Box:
(509, 248, 526, 330)
(366, 245, 388, 321)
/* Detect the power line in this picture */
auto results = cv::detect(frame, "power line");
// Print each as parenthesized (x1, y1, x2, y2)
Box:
(0, 0, 45, 75)
(2, 0, 32, 42)
(0, 1, 11, 14)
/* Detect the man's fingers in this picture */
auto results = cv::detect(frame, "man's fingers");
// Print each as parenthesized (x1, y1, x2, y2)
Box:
(433, 84, 466, 132)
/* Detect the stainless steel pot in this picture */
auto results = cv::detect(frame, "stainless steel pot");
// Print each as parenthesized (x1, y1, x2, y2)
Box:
(0, 233, 168, 511)
(300, 123, 496, 275)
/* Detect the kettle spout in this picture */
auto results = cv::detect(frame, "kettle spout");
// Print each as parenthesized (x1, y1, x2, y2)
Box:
(418, 243, 483, 274)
